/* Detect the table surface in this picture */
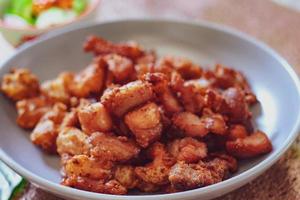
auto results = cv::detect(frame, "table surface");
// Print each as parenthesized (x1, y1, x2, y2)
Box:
(1, 0, 300, 199)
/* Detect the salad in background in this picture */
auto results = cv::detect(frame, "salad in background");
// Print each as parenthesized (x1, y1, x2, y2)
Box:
(0, 0, 88, 29)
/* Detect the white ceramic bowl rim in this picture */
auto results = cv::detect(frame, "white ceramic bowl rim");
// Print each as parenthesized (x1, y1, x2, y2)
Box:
(1, 19, 300, 200)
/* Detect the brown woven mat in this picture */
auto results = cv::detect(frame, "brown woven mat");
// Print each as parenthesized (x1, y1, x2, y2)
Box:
(15, 0, 300, 199)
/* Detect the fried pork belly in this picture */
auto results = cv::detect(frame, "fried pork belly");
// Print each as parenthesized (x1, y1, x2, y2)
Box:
(169, 158, 229, 190)
(89, 132, 140, 162)
(135, 143, 175, 186)
(69, 57, 106, 98)
(125, 102, 162, 148)
(170, 72, 205, 113)
(114, 165, 139, 189)
(64, 155, 113, 180)
(226, 131, 272, 158)
(62, 176, 127, 195)
(101, 80, 154, 117)
(142, 73, 183, 115)
(30, 103, 67, 153)
(16, 96, 52, 129)
(1, 68, 40, 101)
(84, 35, 144, 60)
(104, 54, 135, 84)
(172, 112, 208, 137)
(78, 102, 112, 135)
(168, 137, 207, 163)
(41, 72, 73, 104)
(56, 127, 91, 156)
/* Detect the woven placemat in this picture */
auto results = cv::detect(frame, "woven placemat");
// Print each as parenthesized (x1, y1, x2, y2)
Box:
(15, 0, 300, 199)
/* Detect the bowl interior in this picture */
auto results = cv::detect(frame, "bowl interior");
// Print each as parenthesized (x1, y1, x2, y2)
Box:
(0, 20, 300, 199)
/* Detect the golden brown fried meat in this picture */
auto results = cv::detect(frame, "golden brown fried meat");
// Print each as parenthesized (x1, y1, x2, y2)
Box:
(104, 54, 135, 84)
(135, 143, 175, 186)
(204, 88, 225, 112)
(227, 124, 248, 141)
(56, 127, 91, 156)
(41, 72, 73, 104)
(1, 68, 40, 101)
(125, 102, 162, 148)
(64, 155, 113, 180)
(142, 73, 183, 115)
(211, 64, 257, 104)
(136, 51, 156, 65)
(168, 137, 207, 163)
(172, 112, 208, 138)
(201, 108, 227, 135)
(101, 80, 154, 117)
(84, 36, 144, 60)
(209, 152, 238, 173)
(114, 165, 139, 189)
(62, 176, 127, 195)
(226, 131, 272, 158)
(170, 72, 204, 113)
(60, 110, 79, 129)
(169, 158, 229, 190)
(89, 132, 140, 162)
(158, 56, 202, 80)
(135, 180, 160, 193)
(30, 103, 67, 153)
(16, 96, 52, 129)
(69, 57, 106, 98)
(78, 102, 112, 135)
(222, 87, 251, 123)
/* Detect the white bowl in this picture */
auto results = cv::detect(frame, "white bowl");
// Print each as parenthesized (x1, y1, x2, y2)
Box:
(0, 0, 100, 46)
(0, 19, 300, 200)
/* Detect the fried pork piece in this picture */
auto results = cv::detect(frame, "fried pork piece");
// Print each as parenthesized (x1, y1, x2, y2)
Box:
(1, 68, 40, 101)
(30, 103, 67, 153)
(16, 96, 52, 129)
(134, 51, 156, 78)
(84, 35, 144, 60)
(101, 80, 154, 117)
(60, 110, 79, 129)
(142, 73, 182, 115)
(211, 64, 257, 104)
(104, 54, 135, 84)
(210, 152, 238, 172)
(201, 108, 227, 135)
(136, 51, 156, 65)
(63, 176, 127, 195)
(78, 102, 112, 135)
(168, 137, 207, 163)
(125, 102, 162, 148)
(226, 131, 272, 158)
(157, 56, 202, 80)
(60, 98, 94, 130)
(89, 132, 140, 162)
(41, 72, 73, 104)
(172, 112, 208, 137)
(205, 87, 251, 123)
(114, 165, 139, 189)
(64, 155, 113, 180)
(204, 88, 225, 112)
(227, 124, 248, 141)
(170, 72, 204, 113)
(69, 57, 106, 98)
(56, 127, 91, 156)
(222, 87, 251, 123)
(135, 143, 175, 186)
(169, 158, 229, 190)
